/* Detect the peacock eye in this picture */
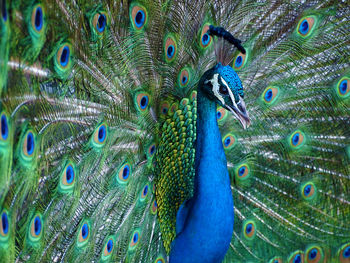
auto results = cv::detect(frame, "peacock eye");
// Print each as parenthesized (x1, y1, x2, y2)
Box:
(219, 85, 229, 95)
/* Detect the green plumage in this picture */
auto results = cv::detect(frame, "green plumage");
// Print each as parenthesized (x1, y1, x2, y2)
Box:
(0, 0, 349, 262)
(155, 95, 197, 253)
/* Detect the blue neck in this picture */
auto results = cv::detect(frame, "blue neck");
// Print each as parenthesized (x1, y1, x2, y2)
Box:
(169, 87, 234, 263)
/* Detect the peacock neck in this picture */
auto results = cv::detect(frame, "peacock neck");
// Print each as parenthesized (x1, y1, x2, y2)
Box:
(169, 85, 234, 263)
(191, 87, 235, 261)
(194, 87, 230, 195)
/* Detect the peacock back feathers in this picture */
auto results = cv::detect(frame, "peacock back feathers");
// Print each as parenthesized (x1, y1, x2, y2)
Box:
(1, 0, 350, 262)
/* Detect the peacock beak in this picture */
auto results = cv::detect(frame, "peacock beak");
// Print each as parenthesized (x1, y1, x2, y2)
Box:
(225, 96, 251, 129)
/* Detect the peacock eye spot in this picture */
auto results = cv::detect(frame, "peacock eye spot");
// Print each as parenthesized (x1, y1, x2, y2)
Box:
(2, 0, 7, 22)
(235, 55, 243, 68)
(34, 7, 43, 31)
(97, 14, 106, 32)
(150, 145, 155, 155)
(217, 111, 222, 119)
(224, 137, 231, 146)
(294, 254, 301, 263)
(246, 223, 252, 234)
(82, 223, 88, 239)
(265, 89, 273, 101)
(300, 20, 309, 34)
(107, 239, 113, 252)
(98, 125, 106, 142)
(27, 132, 34, 155)
(304, 184, 311, 195)
(167, 45, 174, 58)
(219, 85, 229, 95)
(1, 212, 9, 234)
(140, 96, 148, 108)
(340, 80, 347, 94)
(202, 33, 210, 46)
(182, 76, 187, 84)
(344, 246, 350, 258)
(239, 167, 245, 176)
(1, 114, 8, 140)
(133, 232, 138, 242)
(60, 46, 70, 67)
(135, 10, 144, 26)
(309, 248, 317, 259)
(66, 165, 74, 183)
(143, 185, 148, 196)
(123, 166, 129, 179)
(34, 216, 41, 236)
(292, 133, 299, 145)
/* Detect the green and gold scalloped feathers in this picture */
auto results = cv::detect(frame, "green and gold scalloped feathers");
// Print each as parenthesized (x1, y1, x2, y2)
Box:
(130, 2, 148, 31)
(0, 208, 15, 262)
(164, 33, 177, 63)
(198, 23, 213, 51)
(91, 122, 108, 149)
(52, 41, 73, 79)
(288, 250, 304, 263)
(0, 109, 13, 198)
(155, 94, 196, 253)
(24, 2, 47, 62)
(168, 102, 179, 116)
(0, 0, 10, 95)
(335, 76, 349, 100)
(304, 245, 324, 263)
(100, 236, 115, 262)
(59, 161, 77, 194)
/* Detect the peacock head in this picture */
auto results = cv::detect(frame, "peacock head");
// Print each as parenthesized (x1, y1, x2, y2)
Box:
(200, 63, 250, 129)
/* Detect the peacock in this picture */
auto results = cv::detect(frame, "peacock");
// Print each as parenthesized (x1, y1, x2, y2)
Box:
(0, 0, 349, 262)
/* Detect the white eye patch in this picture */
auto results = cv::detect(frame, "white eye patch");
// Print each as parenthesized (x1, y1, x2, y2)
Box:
(206, 73, 225, 105)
